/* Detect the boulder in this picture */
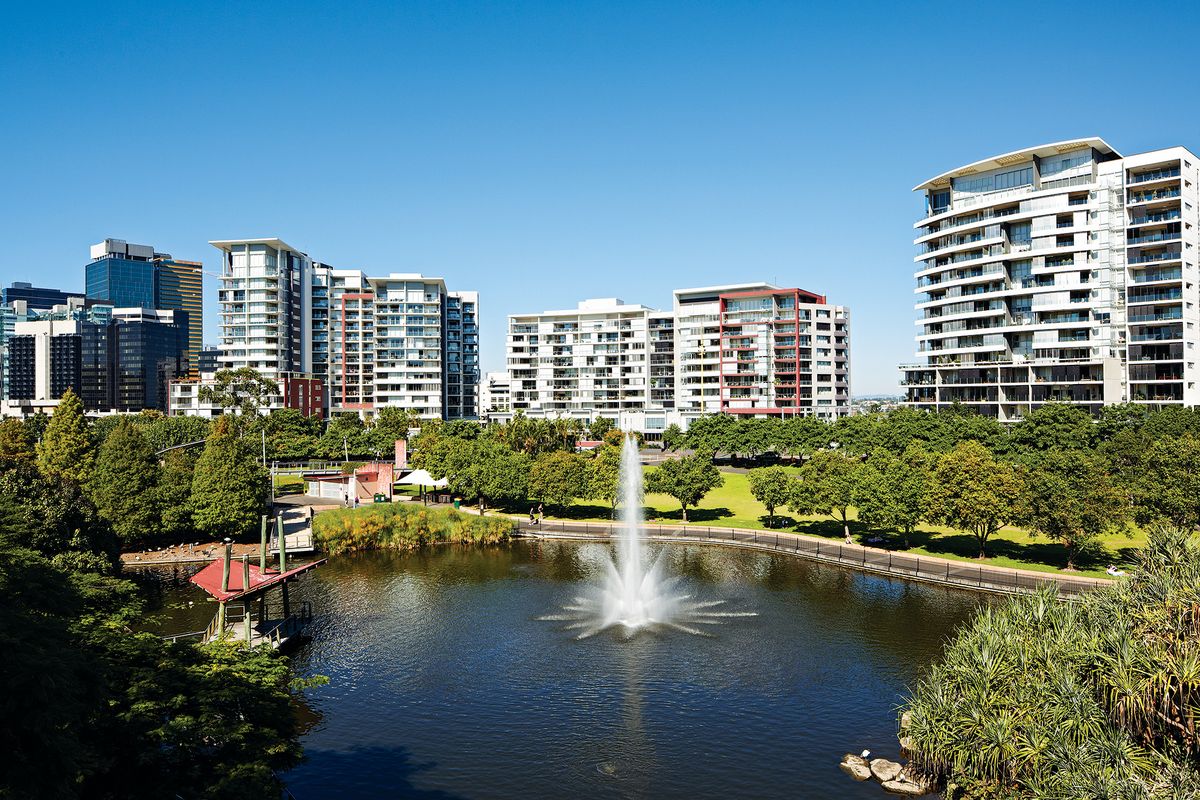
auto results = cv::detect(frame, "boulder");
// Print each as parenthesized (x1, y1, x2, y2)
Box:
(870, 758, 903, 782)
(898, 735, 914, 753)
(839, 754, 872, 781)
(899, 710, 912, 731)
(881, 769, 935, 796)
(881, 778, 929, 796)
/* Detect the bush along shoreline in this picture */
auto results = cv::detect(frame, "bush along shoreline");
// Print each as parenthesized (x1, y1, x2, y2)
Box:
(883, 525, 1200, 799)
(313, 504, 515, 555)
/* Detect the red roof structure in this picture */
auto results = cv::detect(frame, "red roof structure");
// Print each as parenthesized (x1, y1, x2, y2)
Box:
(191, 558, 327, 602)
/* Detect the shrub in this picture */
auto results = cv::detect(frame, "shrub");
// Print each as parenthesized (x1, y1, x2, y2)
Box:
(313, 503, 513, 555)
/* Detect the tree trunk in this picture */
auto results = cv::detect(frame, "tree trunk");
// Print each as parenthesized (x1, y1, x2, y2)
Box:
(682, 505, 689, 523)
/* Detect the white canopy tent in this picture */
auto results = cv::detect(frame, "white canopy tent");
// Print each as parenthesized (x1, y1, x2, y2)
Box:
(394, 469, 449, 489)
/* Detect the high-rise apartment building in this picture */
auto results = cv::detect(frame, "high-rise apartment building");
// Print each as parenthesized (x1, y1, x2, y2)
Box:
(717, 286, 851, 417)
(211, 238, 313, 379)
(202, 238, 478, 420)
(902, 138, 1200, 418)
(86, 239, 203, 374)
(504, 284, 851, 435)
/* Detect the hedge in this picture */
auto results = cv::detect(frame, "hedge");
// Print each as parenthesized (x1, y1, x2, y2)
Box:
(313, 503, 514, 554)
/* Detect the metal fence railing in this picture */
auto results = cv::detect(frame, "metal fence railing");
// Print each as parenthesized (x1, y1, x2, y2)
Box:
(515, 520, 1107, 599)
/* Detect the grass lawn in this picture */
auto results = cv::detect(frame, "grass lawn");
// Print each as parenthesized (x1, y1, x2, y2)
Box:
(546, 468, 1143, 579)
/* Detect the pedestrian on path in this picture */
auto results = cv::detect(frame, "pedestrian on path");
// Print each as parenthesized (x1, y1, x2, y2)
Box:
(538, 503, 544, 524)
(529, 506, 537, 525)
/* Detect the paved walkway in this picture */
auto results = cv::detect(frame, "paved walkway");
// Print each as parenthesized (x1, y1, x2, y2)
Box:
(513, 518, 1111, 598)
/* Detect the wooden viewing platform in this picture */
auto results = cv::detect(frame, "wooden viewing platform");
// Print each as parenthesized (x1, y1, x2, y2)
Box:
(168, 517, 327, 649)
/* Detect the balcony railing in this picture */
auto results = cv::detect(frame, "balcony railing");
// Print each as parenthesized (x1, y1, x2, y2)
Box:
(1127, 231, 1181, 246)
(1129, 167, 1181, 184)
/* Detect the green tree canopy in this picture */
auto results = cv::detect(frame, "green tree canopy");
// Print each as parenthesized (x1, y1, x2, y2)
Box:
(1016, 449, 1131, 570)
(197, 367, 279, 416)
(586, 444, 623, 513)
(660, 423, 685, 452)
(645, 450, 723, 522)
(791, 449, 861, 539)
(318, 413, 370, 460)
(1134, 434, 1200, 529)
(529, 450, 588, 509)
(855, 444, 931, 548)
(1007, 402, 1097, 452)
(190, 416, 268, 540)
(264, 407, 321, 460)
(36, 389, 94, 484)
(90, 418, 162, 547)
(926, 441, 1023, 558)
(747, 466, 794, 526)
(0, 417, 36, 471)
(588, 416, 615, 441)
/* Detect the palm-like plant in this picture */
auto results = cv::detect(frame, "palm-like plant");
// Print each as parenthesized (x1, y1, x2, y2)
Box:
(900, 526, 1199, 798)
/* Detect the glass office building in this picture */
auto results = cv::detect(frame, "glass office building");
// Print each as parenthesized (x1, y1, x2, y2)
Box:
(2, 282, 79, 311)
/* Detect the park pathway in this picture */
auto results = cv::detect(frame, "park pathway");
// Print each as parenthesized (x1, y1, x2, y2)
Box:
(513, 517, 1111, 599)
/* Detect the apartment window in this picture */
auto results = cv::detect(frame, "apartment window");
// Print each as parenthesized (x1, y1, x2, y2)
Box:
(930, 190, 950, 214)
(1008, 223, 1032, 246)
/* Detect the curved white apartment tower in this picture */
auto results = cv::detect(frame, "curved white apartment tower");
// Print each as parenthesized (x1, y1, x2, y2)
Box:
(902, 138, 1200, 419)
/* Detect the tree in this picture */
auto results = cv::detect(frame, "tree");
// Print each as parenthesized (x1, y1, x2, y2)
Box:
(855, 444, 931, 548)
(420, 438, 530, 513)
(1016, 449, 1130, 570)
(265, 408, 321, 460)
(36, 388, 94, 485)
(747, 466, 794, 526)
(368, 406, 417, 457)
(792, 449, 861, 539)
(645, 450, 723, 522)
(0, 417, 35, 471)
(90, 419, 161, 547)
(318, 413, 370, 460)
(142, 415, 211, 453)
(1134, 435, 1200, 529)
(197, 367, 279, 416)
(158, 449, 197, 541)
(0, 464, 119, 570)
(586, 445, 623, 513)
(660, 423, 685, 452)
(190, 416, 268, 540)
(1007, 402, 1097, 452)
(926, 441, 1023, 559)
(588, 416, 615, 441)
(529, 450, 588, 510)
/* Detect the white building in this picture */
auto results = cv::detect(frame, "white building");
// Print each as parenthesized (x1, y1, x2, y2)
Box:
(211, 238, 314, 380)
(203, 238, 479, 421)
(903, 138, 1200, 418)
(503, 285, 852, 435)
(480, 370, 511, 421)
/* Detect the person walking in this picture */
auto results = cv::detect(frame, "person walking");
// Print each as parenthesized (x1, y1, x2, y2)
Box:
(529, 506, 537, 525)
(537, 503, 544, 524)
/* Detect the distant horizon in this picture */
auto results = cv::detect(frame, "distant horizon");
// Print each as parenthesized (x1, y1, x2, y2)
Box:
(3, 0, 1198, 395)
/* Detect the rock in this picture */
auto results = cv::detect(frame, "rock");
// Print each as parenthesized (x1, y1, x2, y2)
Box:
(899, 710, 912, 731)
(898, 735, 914, 753)
(881, 769, 935, 796)
(839, 754, 872, 781)
(870, 758, 903, 782)
(881, 778, 929, 796)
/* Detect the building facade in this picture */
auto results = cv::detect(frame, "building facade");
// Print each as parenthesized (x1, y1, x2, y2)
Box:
(902, 138, 1199, 418)
(205, 239, 479, 421)
(86, 239, 204, 375)
(2, 282, 80, 311)
(3, 301, 184, 415)
(504, 285, 852, 434)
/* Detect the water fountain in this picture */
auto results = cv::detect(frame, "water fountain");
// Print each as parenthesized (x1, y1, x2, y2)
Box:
(545, 434, 754, 638)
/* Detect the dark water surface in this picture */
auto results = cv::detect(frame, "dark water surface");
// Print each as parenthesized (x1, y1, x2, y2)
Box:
(153, 540, 986, 799)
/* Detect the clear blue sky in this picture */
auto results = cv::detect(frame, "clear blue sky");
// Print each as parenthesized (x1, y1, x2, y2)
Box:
(3, 0, 1198, 395)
